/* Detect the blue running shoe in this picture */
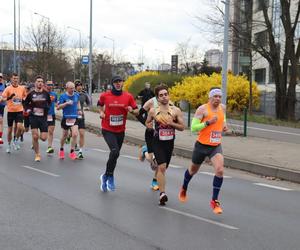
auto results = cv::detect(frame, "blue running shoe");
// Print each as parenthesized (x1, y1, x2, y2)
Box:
(151, 179, 159, 191)
(107, 176, 115, 191)
(138, 145, 148, 161)
(100, 174, 108, 192)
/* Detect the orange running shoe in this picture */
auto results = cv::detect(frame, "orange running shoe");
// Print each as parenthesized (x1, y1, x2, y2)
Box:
(178, 187, 188, 203)
(210, 200, 223, 214)
(69, 151, 77, 160)
(34, 154, 41, 162)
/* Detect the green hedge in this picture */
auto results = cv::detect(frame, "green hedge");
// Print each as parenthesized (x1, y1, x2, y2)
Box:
(128, 73, 183, 97)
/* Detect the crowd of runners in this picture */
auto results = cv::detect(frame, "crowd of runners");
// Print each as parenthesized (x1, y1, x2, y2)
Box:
(0, 72, 228, 214)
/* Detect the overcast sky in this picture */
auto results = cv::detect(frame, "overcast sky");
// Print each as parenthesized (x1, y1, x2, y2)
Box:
(1, 0, 222, 68)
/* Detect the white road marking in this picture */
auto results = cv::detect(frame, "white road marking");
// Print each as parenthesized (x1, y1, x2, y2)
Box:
(161, 207, 239, 230)
(200, 172, 232, 179)
(169, 164, 183, 169)
(230, 124, 300, 136)
(21, 165, 60, 177)
(92, 148, 109, 153)
(121, 154, 138, 160)
(253, 183, 292, 191)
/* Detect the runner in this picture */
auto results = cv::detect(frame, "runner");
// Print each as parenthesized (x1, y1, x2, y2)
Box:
(75, 80, 91, 159)
(136, 96, 161, 191)
(23, 76, 51, 162)
(146, 84, 185, 205)
(45, 80, 57, 154)
(0, 73, 26, 153)
(178, 87, 228, 214)
(57, 81, 81, 160)
(98, 75, 138, 192)
(0, 73, 6, 144)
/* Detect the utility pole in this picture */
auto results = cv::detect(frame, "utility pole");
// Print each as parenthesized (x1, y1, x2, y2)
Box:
(88, 0, 93, 96)
(13, 0, 17, 72)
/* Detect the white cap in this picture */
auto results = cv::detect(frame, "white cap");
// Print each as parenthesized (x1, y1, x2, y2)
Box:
(0, 73, 3, 77)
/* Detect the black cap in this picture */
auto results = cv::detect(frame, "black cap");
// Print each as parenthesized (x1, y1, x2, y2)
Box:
(75, 79, 82, 87)
(111, 75, 123, 84)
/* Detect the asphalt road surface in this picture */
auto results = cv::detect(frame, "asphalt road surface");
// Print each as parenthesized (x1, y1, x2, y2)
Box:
(0, 127, 299, 250)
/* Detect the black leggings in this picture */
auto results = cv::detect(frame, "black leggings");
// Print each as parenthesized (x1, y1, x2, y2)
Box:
(102, 129, 125, 176)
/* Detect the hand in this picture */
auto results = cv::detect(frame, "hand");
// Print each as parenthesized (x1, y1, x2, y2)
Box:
(66, 100, 73, 105)
(78, 110, 83, 116)
(127, 106, 133, 113)
(207, 116, 218, 126)
(99, 111, 105, 119)
(223, 124, 229, 132)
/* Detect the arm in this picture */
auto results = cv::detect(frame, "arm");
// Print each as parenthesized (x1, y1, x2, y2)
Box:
(221, 104, 228, 132)
(56, 95, 69, 110)
(145, 108, 155, 129)
(191, 105, 207, 133)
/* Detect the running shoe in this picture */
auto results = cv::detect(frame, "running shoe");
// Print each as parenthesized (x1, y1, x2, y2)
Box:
(75, 144, 79, 151)
(77, 152, 84, 160)
(178, 187, 188, 203)
(138, 145, 147, 161)
(20, 134, 24, 142)
(46, 147, 54, 154)
(210, 199, 223, 214)
(100, 174, 108, 192)
(151, 179, 159, 191)
(34, 154, 41, 162)
(6, 145, 11, 154)
(0, 138, 3, 144)
(107, 176, 115, 191)
(69, 151, 77, 160)
(59, 150, 65, 159)
(159, 192, 168, 206)
(13, 141, 20, 150)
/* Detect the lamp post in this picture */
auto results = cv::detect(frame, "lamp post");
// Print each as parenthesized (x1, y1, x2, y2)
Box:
(34, 12, 50, 79)
(221, 0, 230, 106)
(67, 26, 82, 80)
(88, 0, 93, 96)
(103, 35, 115, 74)
(13, 0, 17, 72)
(1, 33, 13, 73)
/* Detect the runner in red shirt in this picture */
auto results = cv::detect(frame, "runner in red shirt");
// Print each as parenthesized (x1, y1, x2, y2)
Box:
(98, 75, 138, 192)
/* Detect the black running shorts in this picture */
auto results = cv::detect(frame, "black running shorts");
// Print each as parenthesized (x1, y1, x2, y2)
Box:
(192, 141, 223, 165)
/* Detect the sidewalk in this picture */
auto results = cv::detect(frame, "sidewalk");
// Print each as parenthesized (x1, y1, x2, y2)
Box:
(76, 111, 300, 184)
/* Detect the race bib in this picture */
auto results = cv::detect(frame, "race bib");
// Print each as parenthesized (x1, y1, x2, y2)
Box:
(47, 115, 53, 121)
(78, 114, 83, 119)
(210, 131, 222, 143)
(33, 107, 44, 116)
(159, 128, 175, 141)
(109, 115, 124, 126)
(66, 118, 76, 126)
(12, 98, 22, 105)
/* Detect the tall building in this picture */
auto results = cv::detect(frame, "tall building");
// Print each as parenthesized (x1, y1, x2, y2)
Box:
(204, 49, 223, 67)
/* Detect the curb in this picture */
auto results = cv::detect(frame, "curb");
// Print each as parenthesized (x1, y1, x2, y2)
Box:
(57, 115, 300, 184)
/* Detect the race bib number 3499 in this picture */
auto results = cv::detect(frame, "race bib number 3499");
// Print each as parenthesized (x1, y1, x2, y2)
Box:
(109, 115, 124, 126)
(210, 131, 222, 143)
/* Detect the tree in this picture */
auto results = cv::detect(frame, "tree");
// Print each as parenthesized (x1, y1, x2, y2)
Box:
(22, 20, 72, 82)
(200, 0, 300, 120)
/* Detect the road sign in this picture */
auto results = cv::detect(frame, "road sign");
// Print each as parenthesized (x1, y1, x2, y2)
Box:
(171, 55, 178, 73)
(82, 55, 89, 65)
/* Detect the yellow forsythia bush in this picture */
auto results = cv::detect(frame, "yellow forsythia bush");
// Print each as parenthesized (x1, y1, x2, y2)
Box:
(124, 71, 158, 91)
(169, 73, 260, 112)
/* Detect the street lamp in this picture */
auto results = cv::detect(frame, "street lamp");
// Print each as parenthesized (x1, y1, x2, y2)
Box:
(34, 12, 50, 79)
(1, 33, 13, 73)
(103, 36, 115, 66)
(67, 26, 82, 80)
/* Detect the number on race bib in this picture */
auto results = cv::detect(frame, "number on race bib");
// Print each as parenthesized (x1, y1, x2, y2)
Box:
(159, 129, 175, 141)
(210, 131, 222, 143)
(109, 115, 124, 126)
(66, 118, 76, 126)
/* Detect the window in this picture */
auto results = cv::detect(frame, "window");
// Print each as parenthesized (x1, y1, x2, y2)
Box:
(254, 30, 268, 47)
(256, 0, 269, 12)
(255, 68, 266, 84)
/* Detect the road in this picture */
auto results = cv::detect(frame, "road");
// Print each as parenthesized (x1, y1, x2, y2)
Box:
(1, 128, 299, 250)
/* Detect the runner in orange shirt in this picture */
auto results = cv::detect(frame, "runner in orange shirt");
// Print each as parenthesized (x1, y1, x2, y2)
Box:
(0, 73, 27, 153)
(178, 87, 228, 214)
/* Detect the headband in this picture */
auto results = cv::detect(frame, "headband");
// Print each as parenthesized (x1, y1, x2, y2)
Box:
(209, 88, 222, 98)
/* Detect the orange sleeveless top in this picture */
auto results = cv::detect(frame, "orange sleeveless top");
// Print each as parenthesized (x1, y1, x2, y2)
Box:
(197, 104, 224, 146)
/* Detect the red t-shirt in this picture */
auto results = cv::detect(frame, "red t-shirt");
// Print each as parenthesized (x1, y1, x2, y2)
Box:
(99, 91, 137, 133)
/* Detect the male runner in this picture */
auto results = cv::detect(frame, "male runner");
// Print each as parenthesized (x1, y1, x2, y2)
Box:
(0, 73, 26, 153)
(57, 81, 81, 160)
(75, 80, 91, 159)
(178, 87, 228, 214)
(98, 75, 138, 192)
(146, 84, 184, 205)
(45, 80, 57, 154)
(23, 76, 51, 161)
(0, 73, 6, 144)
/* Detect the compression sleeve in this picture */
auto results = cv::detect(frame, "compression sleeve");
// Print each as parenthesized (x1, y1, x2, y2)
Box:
(191, 117, 206, 133)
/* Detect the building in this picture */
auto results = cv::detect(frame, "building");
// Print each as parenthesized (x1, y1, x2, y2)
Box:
(204, 49, 223, 67)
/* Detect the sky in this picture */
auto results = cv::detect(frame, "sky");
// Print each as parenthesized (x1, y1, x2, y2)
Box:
(1, 0, 222, 69)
